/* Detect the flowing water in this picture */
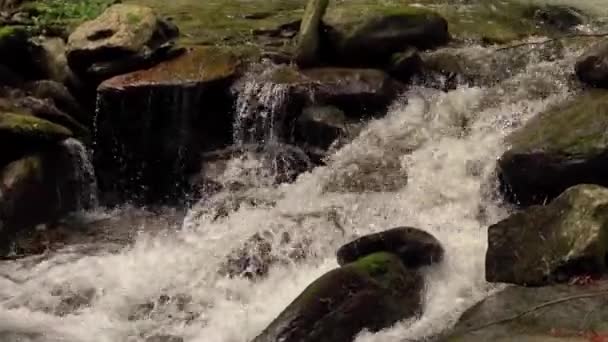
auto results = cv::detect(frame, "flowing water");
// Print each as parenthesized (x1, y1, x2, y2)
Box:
(0, 1, 606, 341)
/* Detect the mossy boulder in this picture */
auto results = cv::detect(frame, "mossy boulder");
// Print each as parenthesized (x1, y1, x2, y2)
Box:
(330, 11, 449, 67)
(498, 90, 608, 206)
(0, 111, 72, 145)
(444, 281, 608, 342)
(337, 227, 444, 268)
(0, 25, 49, 81)
(576, 39, 608, 88)
(252, 252, 424, 342)
(486, 184, 608, 286)
(294, 0, 329, 67)
(67, 4, 179, 81)
(95, 47, 239, 202)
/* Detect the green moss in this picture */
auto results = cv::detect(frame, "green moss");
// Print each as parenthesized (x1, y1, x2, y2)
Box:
(21, 0, 115, 30)
(508, 90, 608, 156)
(0, 112, 73, 141)
(0, 26, 17, 39)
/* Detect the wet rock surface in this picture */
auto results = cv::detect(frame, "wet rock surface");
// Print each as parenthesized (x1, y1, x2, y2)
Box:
(498, 90, 608, 206)
(486, 185, 608, 286)
(576, 39, 608, 88)
(337, 227, 444, 268)
(445, 281, 608, 342)
(95, 46, 240, 203)
(253, 252, 424, 342)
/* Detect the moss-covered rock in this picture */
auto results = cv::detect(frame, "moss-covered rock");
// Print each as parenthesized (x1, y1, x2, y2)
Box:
(67, 4, 179, 81)
(252, 252, 423, 342)
(498, 90, 608, 206)
(329, 11, 449, 67)
(0, 111, 72, 144)
(294, 0, 329, 67)
(443, 280, 608, 342)
(337, 227, 444, 268)
(486, 184, 608, 286)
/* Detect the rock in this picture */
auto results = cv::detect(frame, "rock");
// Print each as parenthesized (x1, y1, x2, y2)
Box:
(0, 111, 72, 145)
(576, 40, 608, 88)
(323, 155, 407, 193)
(294, 0, 329, 67)
(444, 281, 608, 342)
(337, 227, 444, 268)
(388, 48, 423, 82)
(498, 90, 608, 206)
(0, 26, 47, 81)
(95, 47, 239, 202)
(332, 12, 449, 67)
(252, 252, 424, 342)
(23, 80, 88, 125)
(219, 230, 309, 280)
(264, 66, 402, 119)
(527, 5, 587, 32)
(0, 0, 23, 11)
(0, 146, 86, 252)
(295, 106, 347, 149)
(67, 4, 179, 81)
(32, 37, 74, 85)
(486, 184, 608, 286)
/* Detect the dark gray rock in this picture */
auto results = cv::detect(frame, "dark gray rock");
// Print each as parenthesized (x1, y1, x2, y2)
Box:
(576, 39, 608, 88)
(337, 227, 444, 268)
(252, 252, 424, 342)
(294, 0, 329, 67)
(486, 184, 608, 286)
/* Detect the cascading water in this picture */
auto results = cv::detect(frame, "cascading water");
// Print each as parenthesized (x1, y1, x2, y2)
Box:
(0, 4, 605, 342)
(61, 138, 99, 211)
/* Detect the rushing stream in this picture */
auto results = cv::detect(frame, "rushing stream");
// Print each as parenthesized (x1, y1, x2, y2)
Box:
(1, 1, 607, 341)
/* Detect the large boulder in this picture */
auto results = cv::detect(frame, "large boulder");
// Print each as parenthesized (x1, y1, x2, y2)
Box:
(0, 144, 91, 253)
(444, 280, 608, 342)
(486, 184, 608, 286)
(576, 39, 608, 88)
(294, 0, 329, 67)
(498, 90, 608, 206)
(252, 252, 424, 342)
(330, 11, 449, 67)
(95, 47, 240, 203)
(337, 227, 444, 268)
(67, 4, 179, 81)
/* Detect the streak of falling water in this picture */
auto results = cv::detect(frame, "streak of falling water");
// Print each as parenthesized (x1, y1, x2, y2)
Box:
(0, 40, 590, 342)
(61, 138, 99, 210)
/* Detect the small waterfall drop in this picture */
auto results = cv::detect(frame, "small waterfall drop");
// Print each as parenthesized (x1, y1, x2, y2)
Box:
(61, 138, 99, 210)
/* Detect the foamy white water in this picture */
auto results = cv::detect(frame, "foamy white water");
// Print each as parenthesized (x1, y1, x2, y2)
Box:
(0, 3, 603, 341)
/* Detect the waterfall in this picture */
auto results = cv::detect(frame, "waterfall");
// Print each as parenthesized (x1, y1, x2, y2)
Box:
(61, 138, 99, 211)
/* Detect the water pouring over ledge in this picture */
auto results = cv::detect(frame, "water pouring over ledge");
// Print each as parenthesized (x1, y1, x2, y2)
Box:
(1, 0, 607, 341)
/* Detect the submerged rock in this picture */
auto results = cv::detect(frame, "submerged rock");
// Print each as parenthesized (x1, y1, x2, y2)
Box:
(444, 280, 608, 341)
(67, 4, 179, 81)
(337, 227, 444, 268)
(486, 184, 608, 286)
(576, 39, 608, 88)
(295, 105, 348, 149)
(498, 90, 608, 206)
(527, 5, 587, 32)
(294, 0, 329, 67)
(252, 252, 423, 342)
(331, 12, 449, 67)
(95, 47, 239, 202)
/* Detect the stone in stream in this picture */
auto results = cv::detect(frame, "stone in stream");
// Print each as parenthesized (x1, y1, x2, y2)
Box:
(0, 145, 89, 253)
(252, 252, 424, 342)
(294, 0, 329, 67)
(67, 4, 179, 82)
(23, 80, 88, 125)
(330, 11, 449, 67)
(576, 39, 608, 88)
(295, 105, 348, 150)
(337, 227, 444, 268)
(95, 46, 240, 203)
(498, 90, 608, 206)
(486, 184, 608, 286)
(264, 65, 403, 120)
(444, 280, 608, 342)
